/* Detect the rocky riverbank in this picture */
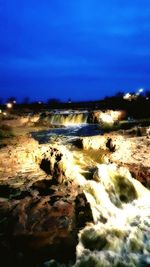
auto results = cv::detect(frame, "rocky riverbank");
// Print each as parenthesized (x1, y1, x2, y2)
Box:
(78, 126, 150, 187)
(0, 135, 94, 267)
(0, 115, 150, 267)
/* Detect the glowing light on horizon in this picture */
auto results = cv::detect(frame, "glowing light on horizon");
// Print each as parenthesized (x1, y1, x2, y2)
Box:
(123, 89, 144, 101)
(99, 110, 123, 124)
(123, 93, 132, 100)
(6, 102, 13, 109)
(99, 113, 114, 124)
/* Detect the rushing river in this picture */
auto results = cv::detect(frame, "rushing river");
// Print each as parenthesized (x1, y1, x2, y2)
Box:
(32, 124, 103, 144)
(32, 118, 150, 267)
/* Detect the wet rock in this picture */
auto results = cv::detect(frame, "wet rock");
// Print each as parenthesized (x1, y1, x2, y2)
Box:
(75, 193, 93, 228)
(81, 228, 107, 251)
(0, 143, 7, 149)
(128, 126, 150, 137)
(0, 181, 89, 266)
(69, 138, 83, 149)
(82, 167, 98, 180)
(113, 174, 138, 203)
(106, 138, 116, 152)
(0, 184, 30, 200)
(87, 112, 99, 124)
(31, 179, 55, 196)
(4, 195, 76, 264)
(39, 148, 67, 184)
(124, 163, 150, 188)
(40, 159, 52, 175)
(52, 162, 66, 184)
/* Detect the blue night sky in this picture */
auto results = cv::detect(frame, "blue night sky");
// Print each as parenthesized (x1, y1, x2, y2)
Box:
(0, 0, 150, 102)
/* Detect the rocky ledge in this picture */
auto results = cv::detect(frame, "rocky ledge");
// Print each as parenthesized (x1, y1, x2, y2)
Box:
(0, 136, 93, 267)
(71, 126, 150, 187)
(0, 123, 150, 267)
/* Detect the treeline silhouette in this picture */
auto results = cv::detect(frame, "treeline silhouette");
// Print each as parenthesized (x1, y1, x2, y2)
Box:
(0, 91, 150, 119)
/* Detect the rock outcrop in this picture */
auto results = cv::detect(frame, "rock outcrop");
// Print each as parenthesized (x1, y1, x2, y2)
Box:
(0, 121, 150, 267)
(0, 136, 93, 267)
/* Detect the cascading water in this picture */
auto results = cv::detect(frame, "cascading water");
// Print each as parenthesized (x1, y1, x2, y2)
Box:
(40, 109, 125, 127)
(31, 115, 150, 266)
(73, 162, 150, 267)
(35, 111, 102, 143)
(47, 111, 88, 125)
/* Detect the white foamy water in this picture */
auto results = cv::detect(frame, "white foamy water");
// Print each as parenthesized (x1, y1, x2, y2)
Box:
(74, 163, 150, 267)
(32, 125, 150, 266)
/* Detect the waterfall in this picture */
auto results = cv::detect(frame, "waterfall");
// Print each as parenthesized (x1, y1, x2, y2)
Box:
(40, 109, 125, 126)
(74, 163, 150, 267)
(47, 111, 88, 125)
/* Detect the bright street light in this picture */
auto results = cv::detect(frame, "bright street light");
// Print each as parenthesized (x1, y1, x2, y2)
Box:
(6, 103, 13, 109)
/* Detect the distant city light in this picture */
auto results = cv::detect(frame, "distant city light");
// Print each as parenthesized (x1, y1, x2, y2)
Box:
(0, 109, 2, 114)
(6, 103, 13, 109)
(99, 110, 123, 124)
(13, 100, 16, 104)
(123, 93, 132, 101)
(3, 112, 7, 116)
(99, 113, 114, 124)
(123, 88, 145, 101)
